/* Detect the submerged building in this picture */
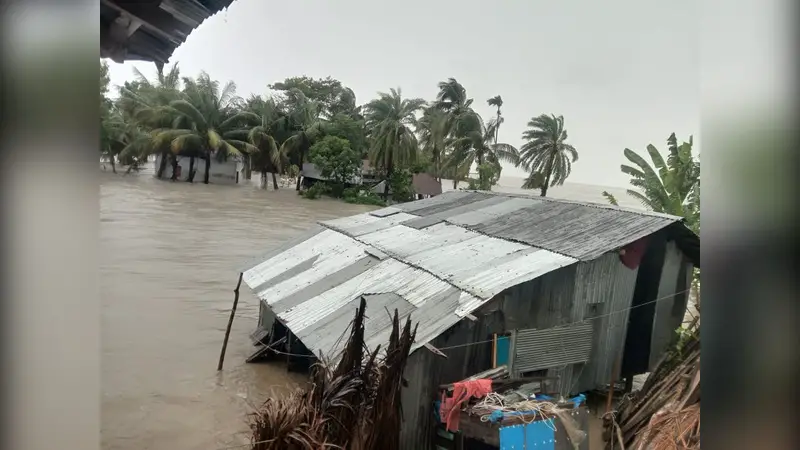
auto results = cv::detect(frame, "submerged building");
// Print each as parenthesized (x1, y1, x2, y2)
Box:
(153, 153, 245, 185)
(240, 190, 699, 449)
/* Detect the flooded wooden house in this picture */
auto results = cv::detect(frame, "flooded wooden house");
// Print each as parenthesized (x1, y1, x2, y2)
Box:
(240, 191, 699, 450)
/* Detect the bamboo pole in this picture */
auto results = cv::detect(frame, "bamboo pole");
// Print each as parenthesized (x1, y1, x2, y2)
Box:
(217, 272, 244, 371)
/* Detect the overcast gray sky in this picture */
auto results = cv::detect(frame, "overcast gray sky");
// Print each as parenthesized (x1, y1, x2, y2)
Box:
(107, 0, 698, 188)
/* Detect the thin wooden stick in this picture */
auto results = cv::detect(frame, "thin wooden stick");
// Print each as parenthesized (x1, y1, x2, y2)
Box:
(606, 354, 622, 414)
(218, 272, 244, 371)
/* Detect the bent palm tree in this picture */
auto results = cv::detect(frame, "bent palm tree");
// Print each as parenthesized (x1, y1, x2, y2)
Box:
(518, 114, 578, 196)
(102, 109, 153, 174)
(603, 133, 700, 231)
(226, 96, 287, 190)
(435, 78, 479, 140)
(417, 107, 450, 181)
(364, 88, 426, 200)
(487, 95, 503, 143)
(448, 113, 519, 186)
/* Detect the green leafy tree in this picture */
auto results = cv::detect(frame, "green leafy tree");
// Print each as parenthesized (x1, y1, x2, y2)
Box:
(324, 113, 367, 157)
(389, 170, 415, 202)
(309, 136, 362, 190)
(363, 88, 426, 200)
(518, 114, 578, 196)
(602, 133, 700, 232)
(269, 76, 357, 119)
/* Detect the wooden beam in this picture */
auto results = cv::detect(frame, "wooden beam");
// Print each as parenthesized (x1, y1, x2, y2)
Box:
(101, 0, 189, 43)
(217, 273, 243, 370)
(464, 313, 477, 322)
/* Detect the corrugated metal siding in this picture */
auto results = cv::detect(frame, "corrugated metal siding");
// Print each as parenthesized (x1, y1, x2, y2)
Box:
(570, 254, 640, 390)
(649, 241, 686, 368)
(511, 322, 593, 374)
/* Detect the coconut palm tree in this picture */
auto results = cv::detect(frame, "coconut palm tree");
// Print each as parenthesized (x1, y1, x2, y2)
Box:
(447, 112, 519, 186)
(487, 95, 503, 143)
(150, 73, 257, 184)
(363, 88, 426, 200)
(232, 97, 285, 190)
(114, 63, 186, 178)
(116, 62, 183, 121)
(602, 133, 700, 231)
(417, 107, 450, 181)
(277, 89, 326, 190)
(518, 114, 578, 197)
(434, 78, 479, 139)
(102, 108, 152, 174)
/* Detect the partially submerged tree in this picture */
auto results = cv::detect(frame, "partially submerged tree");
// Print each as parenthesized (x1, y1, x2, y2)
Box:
(151, 72, 257, 184)
(278, 89, 326, 190)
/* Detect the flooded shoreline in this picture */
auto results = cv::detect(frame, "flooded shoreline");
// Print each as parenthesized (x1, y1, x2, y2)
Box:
(100, 172, 375, 450)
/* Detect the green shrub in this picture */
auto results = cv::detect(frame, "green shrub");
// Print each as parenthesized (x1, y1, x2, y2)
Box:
(301, 183, 325, 199)
(344, 193, 386, 207)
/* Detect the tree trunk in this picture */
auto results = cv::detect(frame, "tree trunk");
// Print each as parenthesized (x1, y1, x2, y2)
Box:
(495, 110, 501, 144)
(383, 158, 393, 201)
(295, 151, 304, 191)
(541, 154, 555, 197)
(188, 156, 195, 182)
(170, 155, 179, 181)
(156, 151, 168, 178)
(203, 153, 211, 184)
(110, 156, 116, 174)
(246, 154, 253, 180)
(271, 171, 279, 190)
(261, 171, 267, 189)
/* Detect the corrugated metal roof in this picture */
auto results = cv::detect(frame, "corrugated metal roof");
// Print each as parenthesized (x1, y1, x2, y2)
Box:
(100, 0, 237, 64)
(242, 190, 696, 361)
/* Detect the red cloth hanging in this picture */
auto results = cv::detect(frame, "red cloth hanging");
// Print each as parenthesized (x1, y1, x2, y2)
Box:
(439, 379, 493, 432)
(619, 236, 650, 269)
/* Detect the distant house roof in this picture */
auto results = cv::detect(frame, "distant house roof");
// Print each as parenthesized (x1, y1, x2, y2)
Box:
(369, 174, 442, 197)
(412, 173, 443, 196)
(100, 0, 237, 65)
(301, 163, 362, 184)
(242, 191, 698, 362)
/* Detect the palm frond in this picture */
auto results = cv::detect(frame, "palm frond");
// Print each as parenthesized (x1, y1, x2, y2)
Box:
(170, 133, 203, 154)
(169, 100, 208, 130)
(602, 191, 619, 206)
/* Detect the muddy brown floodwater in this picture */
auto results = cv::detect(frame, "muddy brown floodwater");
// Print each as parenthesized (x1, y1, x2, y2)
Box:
(100, 172, 375, 450)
